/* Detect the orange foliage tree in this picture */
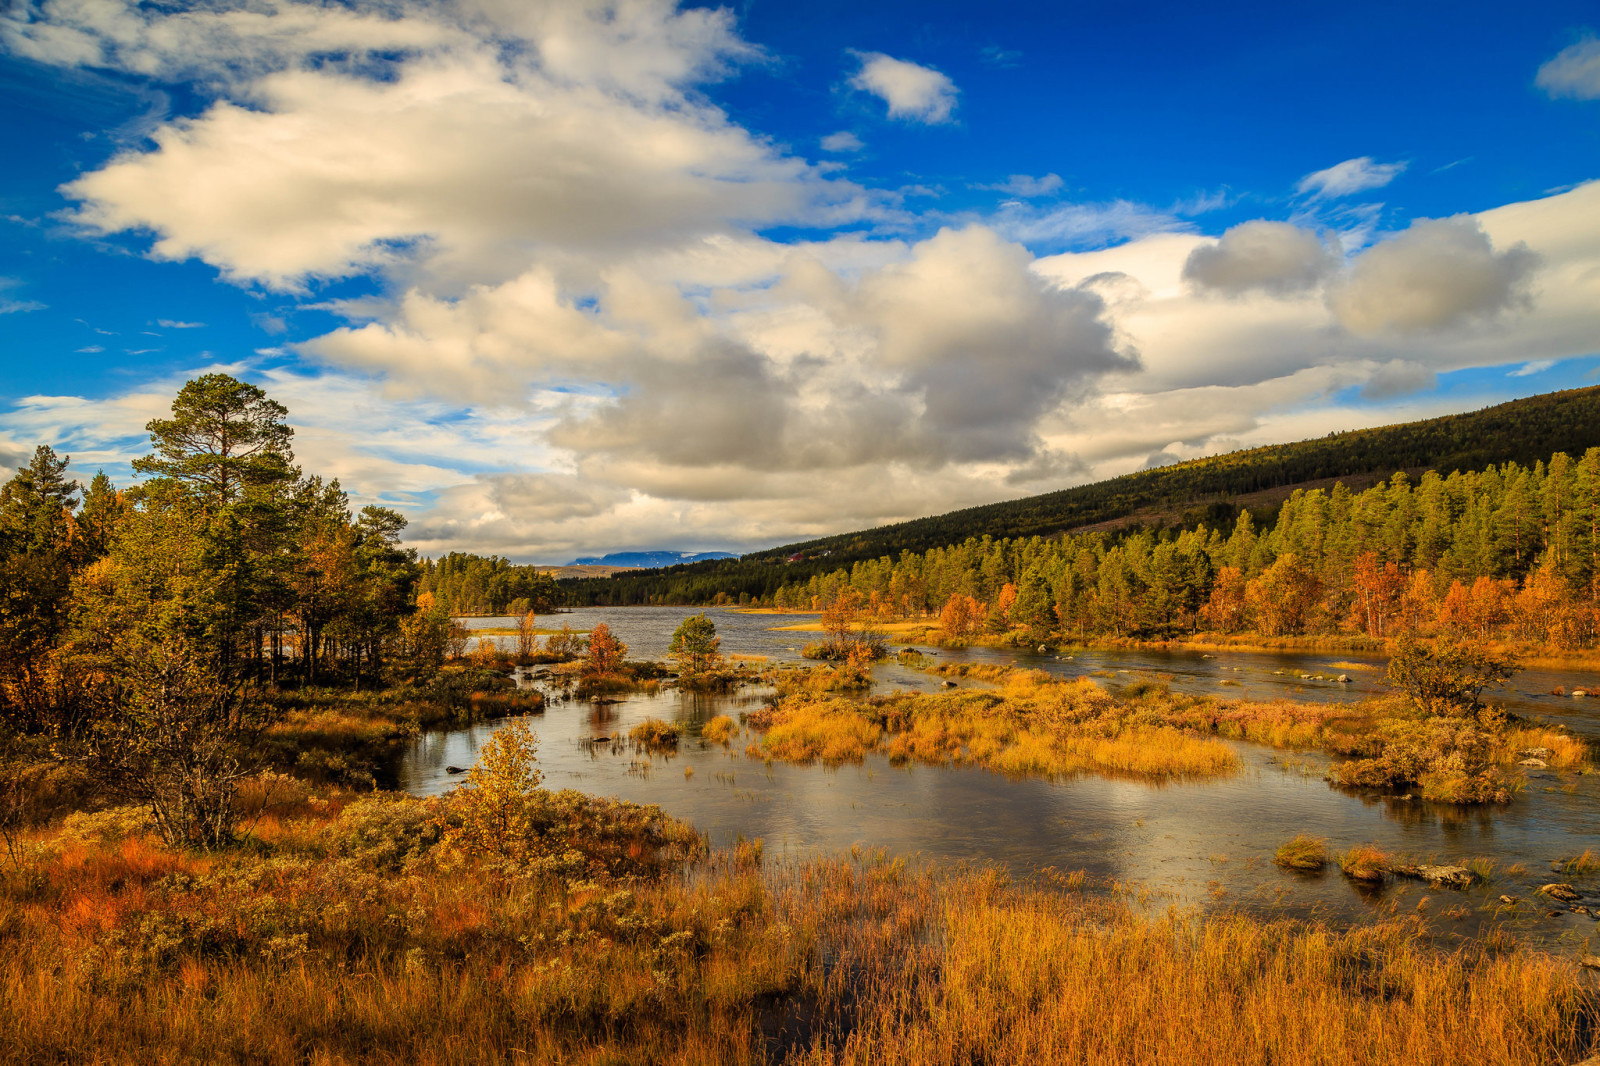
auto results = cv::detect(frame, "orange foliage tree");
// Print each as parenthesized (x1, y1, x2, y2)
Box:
(584, 623, 628, 674)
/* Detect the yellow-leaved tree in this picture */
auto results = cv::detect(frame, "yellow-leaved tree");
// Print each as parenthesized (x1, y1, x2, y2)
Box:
(444, 721, 542, 863)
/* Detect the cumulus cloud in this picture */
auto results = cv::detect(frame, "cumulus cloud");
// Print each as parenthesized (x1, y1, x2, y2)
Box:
(820, 130, 863, 152)
(31, 0, 871, 289)
(849, 51, 958, 123)
(1537, 36, 1600, 100)
(1297, 156, 1407, 199)
(1327, 216, 1541, 335)
(9, 2, 1600, 561)
(1183, 221, 1338, 296)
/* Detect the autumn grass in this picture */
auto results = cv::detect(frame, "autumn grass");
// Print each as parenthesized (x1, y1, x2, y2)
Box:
(1, 807, 1592, 1066)
(1274, 834, 1328, 871)
(701, 715, 740, 745)
(261, 677, 545, 786)
(904, 664, 1591, 803)
(1338, 844, 1393, 882)
(1554, 848, 1600, 876)
(629, 717, 683, 750)
(748, 670, 1239, 780)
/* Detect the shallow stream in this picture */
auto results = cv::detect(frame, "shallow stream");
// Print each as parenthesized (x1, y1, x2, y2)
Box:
(401, 607, 1600, 944)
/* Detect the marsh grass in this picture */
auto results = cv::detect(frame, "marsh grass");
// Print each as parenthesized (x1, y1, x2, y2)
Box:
(1554, 848, 1600, 876)
(750, 671, 1238, 780)
(1274, 834, 1327, 871)
(262, 679, 545, 786)
(629, 717, 682, 751)
(702, 715, 739, 746)
(906, 665, 1592, 804)
(1, 808, 1591, 1066)
(1338, 845, 1393, 882)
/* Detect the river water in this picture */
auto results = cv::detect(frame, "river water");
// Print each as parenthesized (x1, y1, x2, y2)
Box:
(401, 607, 1600, 941)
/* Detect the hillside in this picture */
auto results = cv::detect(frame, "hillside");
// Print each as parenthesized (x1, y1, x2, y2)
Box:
(562, 385, 1600, 605)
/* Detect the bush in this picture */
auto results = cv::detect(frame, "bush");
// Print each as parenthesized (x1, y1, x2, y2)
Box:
(1385, 638, 1517, 717)
(327, 794, 451, 871)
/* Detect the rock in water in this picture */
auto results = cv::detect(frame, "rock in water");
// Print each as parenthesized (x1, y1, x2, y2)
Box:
(1540, 883, 1581, 902)
(1582, 955, 1600, 970)
(1396, 864, 1475, 889)
(1520, 758, 1549, 768)
(445, 765, 467, 775)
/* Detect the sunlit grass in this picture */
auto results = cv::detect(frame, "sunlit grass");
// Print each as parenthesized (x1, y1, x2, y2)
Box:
(1274, 834, 1327, 871)
(747, 671, 1239, 781)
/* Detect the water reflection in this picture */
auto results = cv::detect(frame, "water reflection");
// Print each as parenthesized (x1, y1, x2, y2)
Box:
(411, 607, 1600, 940)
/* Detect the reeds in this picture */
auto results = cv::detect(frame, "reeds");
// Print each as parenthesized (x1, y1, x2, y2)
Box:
(628, 717, 683, 750)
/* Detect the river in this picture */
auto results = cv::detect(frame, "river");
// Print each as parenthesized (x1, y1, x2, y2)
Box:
(400, 607, 1600, 941)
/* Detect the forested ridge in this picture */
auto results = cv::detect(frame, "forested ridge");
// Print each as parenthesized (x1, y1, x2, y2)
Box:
(563, 385, 1600, 607)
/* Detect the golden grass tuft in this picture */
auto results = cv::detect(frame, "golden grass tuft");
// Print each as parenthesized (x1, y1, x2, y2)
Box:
(701, 715, 739, 746)
(1337, 844, 1392, 882)
(1273, 834, 1327, 871)
(628, 717, 682, 750)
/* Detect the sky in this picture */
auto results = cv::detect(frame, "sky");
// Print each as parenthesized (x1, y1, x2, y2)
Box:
(1, 0, 1598, 563)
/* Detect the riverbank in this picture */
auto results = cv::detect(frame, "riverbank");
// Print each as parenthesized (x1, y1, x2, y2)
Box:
(742, 608, 1600, 674)
(2, 796, 1594, 1065)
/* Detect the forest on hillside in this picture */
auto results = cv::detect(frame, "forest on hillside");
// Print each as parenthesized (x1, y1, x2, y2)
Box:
(761, 451, 1600, 650)
(564, 385, 1600, 606)
(573, 448, 1600, 653)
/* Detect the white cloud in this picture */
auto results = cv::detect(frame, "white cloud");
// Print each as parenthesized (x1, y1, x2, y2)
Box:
(1327, 215, 1540, 335)
(991, 199, 1186, 248)
(980, 173, 1063, 197)
(1508, 359, 1555, 377)
(0, 277, 44, 314)
(1296, 156, 1407, 199)
(1183, 221, 1338, 296)
(1537, 35, 1600, 100)
(38, 0, 874, 290)
(821, 130, 863, 152)
(849, 51, 958, 124)
(156, 319, 204, 328)
(10, 1, 1600, 561)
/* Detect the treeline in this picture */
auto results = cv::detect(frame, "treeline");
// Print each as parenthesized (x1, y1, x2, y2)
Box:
(759, 450, 1600, 649)
(0, 374, 458, 746)
(563, 385, 1600, 606)
(417, 553, 562, 616)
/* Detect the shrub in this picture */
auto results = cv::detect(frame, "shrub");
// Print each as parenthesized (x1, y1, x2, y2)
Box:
(441, 722, 542, 863)
(1385, 638, 1517, 717)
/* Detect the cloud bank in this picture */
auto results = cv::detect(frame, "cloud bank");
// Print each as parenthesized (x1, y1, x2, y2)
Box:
(3, 1, 1600, 561)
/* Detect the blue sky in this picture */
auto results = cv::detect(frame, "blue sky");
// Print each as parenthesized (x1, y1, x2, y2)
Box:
(2, 0, 1598, 561)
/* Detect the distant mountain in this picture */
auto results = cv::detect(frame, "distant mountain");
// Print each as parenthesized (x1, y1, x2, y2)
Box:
(570, 550, 739, 569)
